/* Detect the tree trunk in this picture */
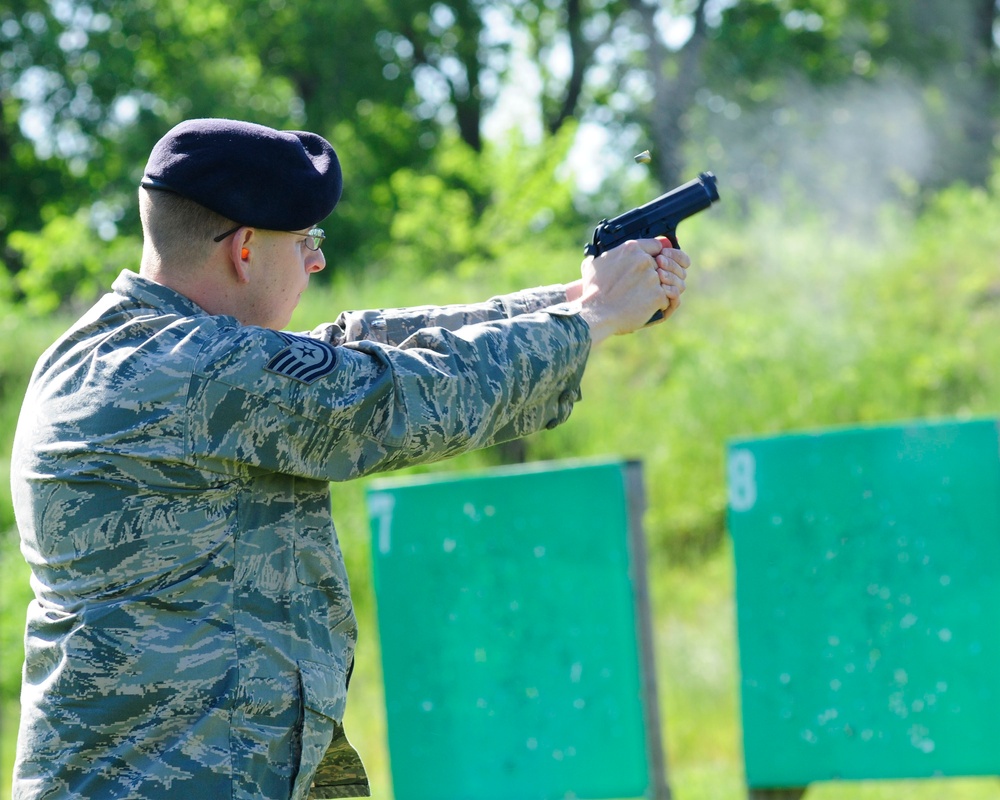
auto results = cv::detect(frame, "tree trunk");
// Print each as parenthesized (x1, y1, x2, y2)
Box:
(629, 0, 711, 188)
(547, 0, 589, 135)
(961, 0, 1000, 184)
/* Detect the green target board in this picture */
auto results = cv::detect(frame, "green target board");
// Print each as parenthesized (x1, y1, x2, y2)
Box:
(728, 418, 1000, 791)
(366, 458, 667, 800)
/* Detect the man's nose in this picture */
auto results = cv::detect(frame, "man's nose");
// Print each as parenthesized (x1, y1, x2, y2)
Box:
(307, 249, 326, 274)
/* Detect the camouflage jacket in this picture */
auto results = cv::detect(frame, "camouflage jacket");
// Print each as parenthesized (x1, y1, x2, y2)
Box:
(11, 269, 591, 800)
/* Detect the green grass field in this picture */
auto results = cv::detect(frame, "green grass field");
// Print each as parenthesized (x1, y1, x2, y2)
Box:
(4, 180, 1000, 798)
(1, 500, 996, 800)
(8, 535, 1000, 800)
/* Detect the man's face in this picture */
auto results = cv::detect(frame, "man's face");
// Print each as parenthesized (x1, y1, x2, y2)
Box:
(246, 228, 326, 330)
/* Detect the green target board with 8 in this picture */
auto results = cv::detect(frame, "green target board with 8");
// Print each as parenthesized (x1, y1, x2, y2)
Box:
(728, 418, 1000, 793)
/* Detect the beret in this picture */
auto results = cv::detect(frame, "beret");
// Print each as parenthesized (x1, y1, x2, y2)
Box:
(140, 118, 342, 231)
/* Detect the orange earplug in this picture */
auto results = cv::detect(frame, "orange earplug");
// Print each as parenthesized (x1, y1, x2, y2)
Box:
(241, 248, 249, 260)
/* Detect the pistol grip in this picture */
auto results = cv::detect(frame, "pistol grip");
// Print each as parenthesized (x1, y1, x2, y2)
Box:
(646, 233, 679, 325)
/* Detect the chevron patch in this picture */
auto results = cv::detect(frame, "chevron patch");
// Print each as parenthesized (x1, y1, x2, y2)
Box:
(264, 333, 338, 384)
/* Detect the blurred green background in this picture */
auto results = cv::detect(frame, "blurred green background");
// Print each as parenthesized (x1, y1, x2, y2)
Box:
(3, 1, 1000, 798)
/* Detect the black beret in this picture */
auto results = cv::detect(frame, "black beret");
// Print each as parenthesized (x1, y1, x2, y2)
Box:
(140, 118, 342, 230)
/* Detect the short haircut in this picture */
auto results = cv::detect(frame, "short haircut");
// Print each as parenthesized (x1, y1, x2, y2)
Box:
(139, 188, 236, 269)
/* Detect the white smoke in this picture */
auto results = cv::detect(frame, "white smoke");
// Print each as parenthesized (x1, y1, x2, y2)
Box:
(702, 72, 936, 233)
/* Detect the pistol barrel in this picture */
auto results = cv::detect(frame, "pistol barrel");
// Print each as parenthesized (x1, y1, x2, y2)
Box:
(586, 172, 719, 257)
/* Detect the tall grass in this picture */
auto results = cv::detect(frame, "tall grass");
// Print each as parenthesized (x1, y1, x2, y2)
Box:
(3, 181, 1000, 798)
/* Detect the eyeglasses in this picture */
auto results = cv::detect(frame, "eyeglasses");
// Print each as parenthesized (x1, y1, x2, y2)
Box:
(213, 225, 326, 251)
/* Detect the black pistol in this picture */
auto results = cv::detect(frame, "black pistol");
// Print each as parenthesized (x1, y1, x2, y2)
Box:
(585, 171, 720, 324)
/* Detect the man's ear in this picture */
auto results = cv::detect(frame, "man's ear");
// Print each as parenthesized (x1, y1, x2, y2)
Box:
(230, 227, 254, 284)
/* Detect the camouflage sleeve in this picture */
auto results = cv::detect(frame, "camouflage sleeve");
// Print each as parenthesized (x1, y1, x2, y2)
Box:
(188, 304, 590, 482)
(308, 285, 570, 346)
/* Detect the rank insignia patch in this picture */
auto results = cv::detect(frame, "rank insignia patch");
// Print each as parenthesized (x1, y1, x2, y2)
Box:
(265, 333, 338, 384)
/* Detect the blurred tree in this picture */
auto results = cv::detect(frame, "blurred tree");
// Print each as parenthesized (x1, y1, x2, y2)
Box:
(0, 0, 435, 277)
(2, 0, 999, 308)
(624, 0, 711, 189)
(681, 0, 1000, 204)
(877, 0, 1000, 187)
(0, 0, 578, 286)
(0, 0, 308, 274)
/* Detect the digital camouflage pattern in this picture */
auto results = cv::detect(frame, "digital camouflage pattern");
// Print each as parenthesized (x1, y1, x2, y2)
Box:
(11, 269, 591, 800)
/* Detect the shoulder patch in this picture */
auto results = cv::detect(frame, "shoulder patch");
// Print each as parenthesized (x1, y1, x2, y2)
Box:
(264, 332, 338, 384)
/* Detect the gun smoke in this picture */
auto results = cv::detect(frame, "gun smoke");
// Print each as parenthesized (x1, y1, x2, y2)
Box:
(706, 72, 936, 237)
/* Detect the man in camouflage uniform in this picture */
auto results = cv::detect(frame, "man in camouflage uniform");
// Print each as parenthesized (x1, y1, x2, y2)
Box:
(10, 119, 690, 799)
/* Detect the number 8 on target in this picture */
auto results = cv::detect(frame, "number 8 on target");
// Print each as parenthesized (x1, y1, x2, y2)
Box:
(727, 448, 757, 513)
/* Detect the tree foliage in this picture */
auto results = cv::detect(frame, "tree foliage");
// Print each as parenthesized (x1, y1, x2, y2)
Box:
(1, 0, 998, 308)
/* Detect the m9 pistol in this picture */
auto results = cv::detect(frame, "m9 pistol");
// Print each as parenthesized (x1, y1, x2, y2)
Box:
(584, 171, 720, 323)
